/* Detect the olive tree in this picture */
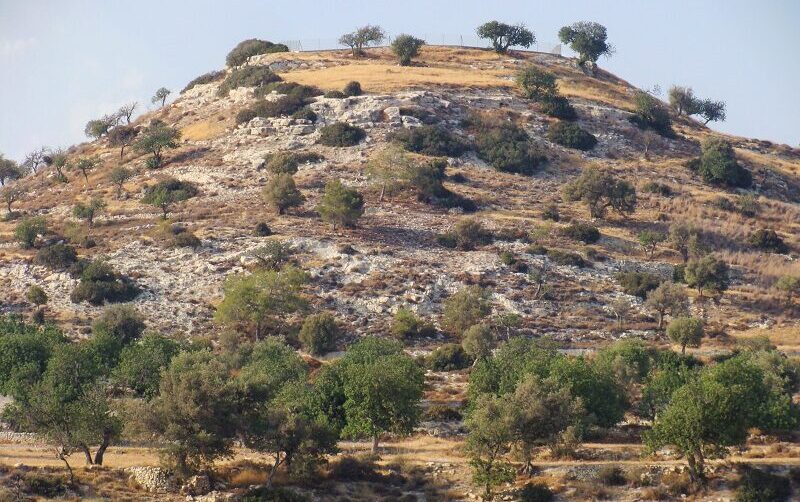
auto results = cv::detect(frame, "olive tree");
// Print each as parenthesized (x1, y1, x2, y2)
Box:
(109, 166, 134, 199)
(562, 167, 637, 218)
(22, 147, 48, 174)
(558, 21, 613, 67)
(152, 87, 171, 107)
(14, 216, 47, 248)
(515, 66, 558, 101)
(298, 312, 339, 356)
(1, 184, 23, 214)
(84, 119, 112, 140)
(141, 178, 197, 219)
(684, 255, 729, 299)
(465, 396, 516, 500)
(214, 266, 308, 340)
(666, 317, 704, 354)
(775, 275, 800, 306)
(390, 34, 425, 65)
(262, 173, 304, 215)
(668, 86, 700, 116)
(73, 198, 106, 228)
(669, 222, 700, 263)
(117, 102, 137, 124)
(108, 124, 138, 158)
(339, 25, 386, 57)
(74, 157, 100, 184)
(316, 179, 364, 230)
(476, 21, 534, 53)
(133, 121, 181, 168)
(0, 154, 23, 186)
(638, 230, 666, 260)
(442, 285, 491, 335)
(698, 99, 726, 124)
(645, 282, 689, 330)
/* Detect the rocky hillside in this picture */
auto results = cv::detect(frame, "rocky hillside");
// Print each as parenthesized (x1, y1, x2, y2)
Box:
(1, 45, 798, 352)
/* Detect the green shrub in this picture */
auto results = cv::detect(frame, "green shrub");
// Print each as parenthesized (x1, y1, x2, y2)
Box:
(542, 204, 560, 221)
(519, 483, 554, 502)
(159, 224, 201, 248)
(35, 243, 78, 269)
(264, 151, 324, 174)
(391, 125, 467, 157)
(735, 467, 791, 502)
(181, 70, 225, 93)
(342, 81, 362, 97)
(427, 343, 473, 371)
(255, 81, 323, 100)
(236, 95, 308, 124)
(21, 472, 67, 497)
(324, 90, 346, 99)
(317, 122, 366, 147)
(447, 218, 492, 250)
(527, 244, 548, 255)
(263, 173, 305, 214)
(470, 117, 546, 175)
(515, 66, 558, 101)
(141, 178, 198, 219)
(547, 121, 597, 150)
(562, 222, 600, 243)
(436, 233, 458, 248)
(540, 95, 578, 120)
(616, 271, 663, 299)
(597, 465, 627, 486)
(217, 66, 281, 96)
(630, 91, 674, 137)
(748, 229, 788, 253)
(254, 222, 272, 236)
(547, 249, 586, 267)
(391, 308, 435, 339)
(298, 312, 339, 356)
(694, 138, 752, 188)
(225, 39, 288, 67)
(291, 107, 317, 122)
(316, 179, 364, 229)
(391, 34, 425, 65)
(399, 106, 439, 124)
(70, 261, 140, 306)
(14, 216, 47, 249)
(422, 404, 462, 421)
(441, 285, 491, 334)
(642, 181, 673, 197)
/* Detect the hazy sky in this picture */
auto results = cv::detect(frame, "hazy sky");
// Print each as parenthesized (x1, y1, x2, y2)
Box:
(1, 0, 798, 161)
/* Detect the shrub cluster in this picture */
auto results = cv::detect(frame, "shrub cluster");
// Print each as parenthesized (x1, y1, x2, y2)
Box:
(263, 151, 324, 174)
(35, 243, 78, 270)
(225, 39, 288, 67)
(687, 138, 752, 188)
(391, 308, 436, 339)
(467, 115, 546, 175)
(616, 271, 663, 299)
(630, 92, 674, 137)
(547, 121, 597, 150)
(547, 249, 587, 267)
(254, 81, 323, 100)
(70, 261, 140, 306)
(391, 125, 468, 157)
(562, 222, 600, 243)
(236, 94, 309, 124)
(438, 219, 492, 250)
(317, 123, 366, 147)
(748, 229, 788, 254)
(217, 66, 281, 97)
(181, 70, 225, 93)
(427, 343, 473, 371)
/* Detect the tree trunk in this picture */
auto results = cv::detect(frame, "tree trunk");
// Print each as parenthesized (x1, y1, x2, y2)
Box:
(657, 311, 664, 330)
(371, 435, 379, 454)
(379, 184, 385, 202)
(266, 453, 282, 488)
(120, 146, 126, 158)
(93, 431, 111, 465)
(681, 343, 686, 355)
(58, 449, 75, 486)
(81, 444, 94, 465)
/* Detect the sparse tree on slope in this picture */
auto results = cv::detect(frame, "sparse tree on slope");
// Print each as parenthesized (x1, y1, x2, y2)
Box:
(1, 185, 23, 214)
(152, 87, 171, 107)
(317, 179, 364, 230)
(666, 317, 704, 354)
(391, 34, 425, 65)
(645, 282, 689, 330)
(109, 166, 134, 199)
(74, 157, 100, 184)
(118, 102, 137, 124)
(558, 21, 613, 68)
(108, 125, 138, 158)
(339, 25, 386, 57)
(562, 167, 637, 219)
(0, 154, 23, 186)
(73, 198, 106, 229)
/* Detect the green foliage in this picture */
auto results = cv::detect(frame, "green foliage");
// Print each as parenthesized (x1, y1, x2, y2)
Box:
(549, 356, 628, 428)
(317, 122, 366, 147)
(427, 343, 473, 371)
(298, 312, 339, 356)
(339, 25, 386, 57)
(133, 121, 181, 168)
(152, 87, 171, 107)
(547, 121, 597, 150)
(515, 66, 558, 101)
(562, 221, 600, 243)
(84, 118, 112, 139)
(145, 350, 238, 476)
(254, 81, 323, 100)
(693, 138, 752, 187)
(14, 216, 47, 248)
(558, 21, 613, 65)
(469, 116, 546, 175)
(446, 218, 492, 250)
(70, 260, 141, 306)
(35, 243, 77, 270)
(638, 230, 667, 259)
(73, 156, 100, 183)
(236, 95, 308, 124)
(775, 275, 800, 305)
(645, 281, 689, 330)
(263, 173, 305, 215)
(141, 178, 198, 218)
(72, 197, 106, 228)
(748, 228, 787, 253)
(214, 266, 308, 340)
(391, 34, 425, 65)
(226, 39, 288, 67)
(539, 95, 578, 120)
(519, 483, 554, 502)
(114, 333, 182, 399)
(640, 362, 698, 419)
(316, 179, 364, 229)
(642, 181, 673, 197)
(391, 125, 467, 157)
(442, 285, 491, 335)
(476, 21, 534, 53)
(391, 308, 435, 340)
(667, 317, 704, 354)
(109, 166, 134, 198)
(324, 90, 346, 99)
(698, 99, 726, 124)
(91, 304, 145, 349)
(263, 151, 323, 175)
(218, 66, 282, 97)
(684, 255, 729, 298)
(462, 324, 494, 361)
(630, 92, 674, 137)
(249, 240, 296, 271)
(562, 167, 637, 218)
(0, 316, 66, 396)
(616, 271, 663, 299)
(181, 70, 225, 93)
(546, 249, 586, 267)
(26, 284, 48, 307)
(465, 395, 516, 499)
(735, 467, 791, 502)
(594, 339, 663, 388)
(668, 86, 701, 116)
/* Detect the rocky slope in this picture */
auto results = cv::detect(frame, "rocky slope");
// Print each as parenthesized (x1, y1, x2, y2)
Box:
(1, 46, 798, 351)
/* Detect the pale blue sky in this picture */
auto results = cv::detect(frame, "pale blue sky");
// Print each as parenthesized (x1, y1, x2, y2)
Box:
(1, 0, 798, 161)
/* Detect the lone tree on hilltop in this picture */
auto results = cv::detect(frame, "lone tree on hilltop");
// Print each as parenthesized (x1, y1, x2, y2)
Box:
(152, 87, 171, 107)
(391, 34, 425, 66)
(477, 21, 534, 53)
(339, 25, 386, 57)
(317, 179, 364, 230)
(558, 21, 613, 68)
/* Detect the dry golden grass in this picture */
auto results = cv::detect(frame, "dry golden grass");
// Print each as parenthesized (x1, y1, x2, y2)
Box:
(181, 118, 228, 141)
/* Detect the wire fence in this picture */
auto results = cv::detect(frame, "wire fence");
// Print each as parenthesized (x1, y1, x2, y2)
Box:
(279, 33, 561, 55)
